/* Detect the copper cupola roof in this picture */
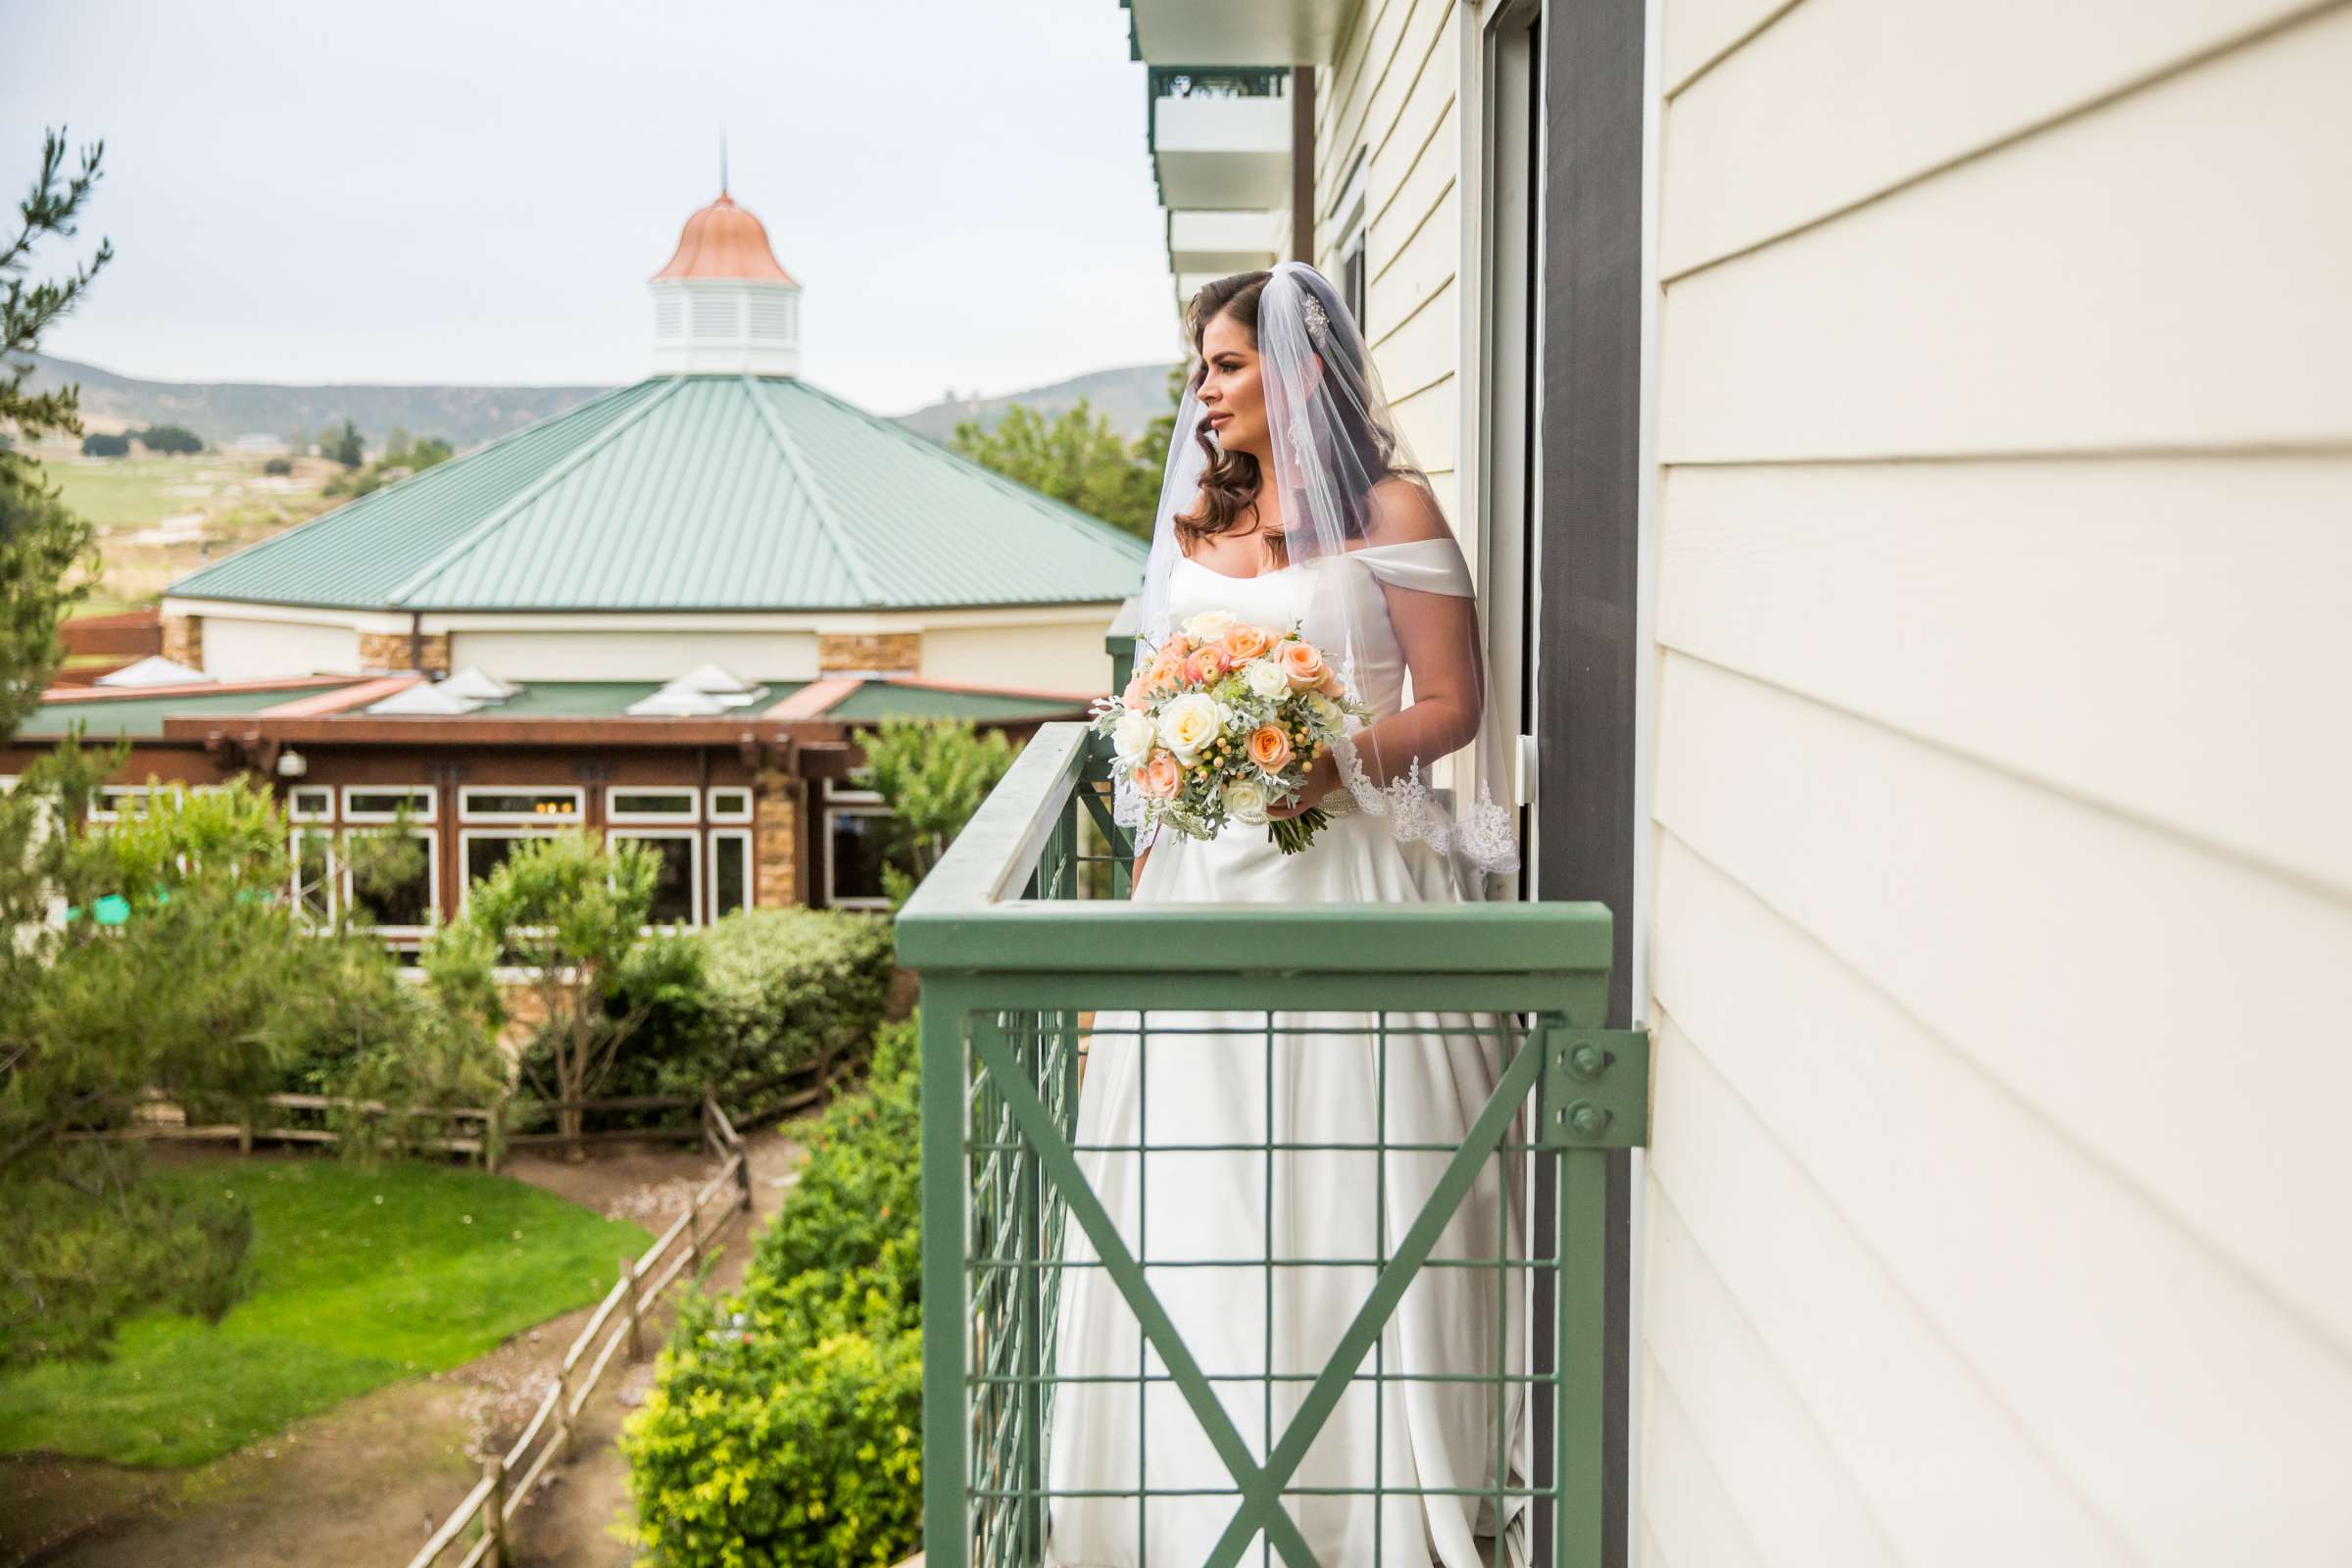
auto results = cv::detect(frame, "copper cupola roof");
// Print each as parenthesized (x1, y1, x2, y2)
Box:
(650, 191, 798, 284)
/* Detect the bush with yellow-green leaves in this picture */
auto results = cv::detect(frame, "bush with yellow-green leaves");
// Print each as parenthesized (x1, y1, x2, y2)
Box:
(621, 1017, 921, 1566)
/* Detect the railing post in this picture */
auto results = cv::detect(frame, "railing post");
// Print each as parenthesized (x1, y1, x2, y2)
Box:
(480, 1451, 511, 1567)
(920, 984, 972, 1568)
(686, 1194, 704, 1271)
(552, 1363, 574, 1461)
(620, 1253, 644, 1362)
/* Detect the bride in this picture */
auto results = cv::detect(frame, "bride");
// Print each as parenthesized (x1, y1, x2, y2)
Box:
(1041, 262, 1530, 1567)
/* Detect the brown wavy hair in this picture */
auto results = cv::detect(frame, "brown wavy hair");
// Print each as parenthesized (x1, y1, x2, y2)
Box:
(1175, 271, 1273, 557)
(1175, 269, 1406, 564)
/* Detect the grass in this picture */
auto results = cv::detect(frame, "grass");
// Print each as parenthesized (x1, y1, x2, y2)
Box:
(0, 1155, 651, 1469)
(35, 451, 341, 609)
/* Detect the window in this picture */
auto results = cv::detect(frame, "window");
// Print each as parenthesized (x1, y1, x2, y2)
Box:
(607, 788, 700, 824)
(344, 784, 435, 823)
(459, 786, 582, 823)
(611, 830, 699, 927)
(88, 784, 177, 822)
(288, 786, 334, 821)
(825, 802, 895, 909)
(707, 787, 754, 823)
(1331, 145, 1369, 330)
(710, 829, 753, 919)
(460, 830, 553, 891)
(290, 829, 337, 926)
(346, 827, 436, 933)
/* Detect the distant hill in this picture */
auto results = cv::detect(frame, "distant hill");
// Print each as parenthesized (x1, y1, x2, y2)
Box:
(22, 353, 612, 451)
(895, 362, 1181, 446)
(19, 352, 1182, 453)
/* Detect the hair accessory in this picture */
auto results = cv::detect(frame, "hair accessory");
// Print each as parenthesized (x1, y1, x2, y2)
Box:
(1299, 291, 1330, 348)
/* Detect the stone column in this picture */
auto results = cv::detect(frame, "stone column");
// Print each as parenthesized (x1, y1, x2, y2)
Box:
(357, 629, 451, 675)
(160, 614, 203, 670)
(753, 775, 803, 907)
(816, 630, 918, 676)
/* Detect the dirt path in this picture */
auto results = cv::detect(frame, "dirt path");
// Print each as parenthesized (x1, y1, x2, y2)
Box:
(2, 1131, 805, 1568)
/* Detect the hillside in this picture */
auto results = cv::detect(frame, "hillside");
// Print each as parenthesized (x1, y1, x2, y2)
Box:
(23, 353, 1182, 454)
(893, 362, 1181, 445)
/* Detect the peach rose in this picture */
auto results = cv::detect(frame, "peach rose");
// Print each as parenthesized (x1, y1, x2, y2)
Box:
(1247, 723, 1294, 773)
(1122, 673, 1152, 711)
(1186, 646, 1231, 683)
(1278, 639, 1329, 690)
(1133, 750, 1184, 800)
(1146, 648, 1186, 692)
(1160, 634, 1193, 660)
(1220, 621, 1275, 662)
(1317, 666, 1346, 699)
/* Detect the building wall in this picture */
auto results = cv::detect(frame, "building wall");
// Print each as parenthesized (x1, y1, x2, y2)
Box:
(1315, 0, 1463, 523)
(199, 616, 361, 681)
(445, 629, 822, 683)
(1640, 2, 2352, 1560)
(916, 618, 1115, 695)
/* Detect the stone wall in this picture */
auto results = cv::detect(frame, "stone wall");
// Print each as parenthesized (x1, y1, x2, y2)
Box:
(754, 775, 803, 906)
(817, 630, 919, 675)
(160, 613, 203, 669)
(357, 628, 451, 674)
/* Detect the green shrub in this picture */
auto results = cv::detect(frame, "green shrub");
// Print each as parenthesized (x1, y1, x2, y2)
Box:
(622, 1013, 923, 1567)
(574, 907, 895, 1126)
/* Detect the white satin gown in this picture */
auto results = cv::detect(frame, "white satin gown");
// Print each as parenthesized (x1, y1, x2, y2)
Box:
(1042, 538, 1532, 1568)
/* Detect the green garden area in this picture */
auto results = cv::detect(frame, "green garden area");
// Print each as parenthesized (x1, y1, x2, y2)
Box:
(0, 1157, 648, 1468)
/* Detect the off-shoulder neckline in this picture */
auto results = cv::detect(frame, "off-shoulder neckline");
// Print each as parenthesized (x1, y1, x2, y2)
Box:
(1171, 537, 1452, 583)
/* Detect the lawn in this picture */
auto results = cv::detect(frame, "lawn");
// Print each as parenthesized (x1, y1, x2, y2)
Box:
(0, 1155, 650, 1468)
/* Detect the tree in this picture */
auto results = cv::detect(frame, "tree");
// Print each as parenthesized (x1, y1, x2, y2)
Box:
(442, 831, 688, 1152)
(76, 430, 126, 457)
(133, 422, 202, 455)
(950, 392, 1169, 541)
(0, 768, 418, 1363)
(3, 128, 105, 738)
(327, 418, 363, 468)
(856, 718, 1016, 906)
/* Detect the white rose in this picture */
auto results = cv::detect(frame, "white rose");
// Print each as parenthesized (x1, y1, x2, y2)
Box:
(1111, 710, 1156, 762)
(1157, 691, 1225, 760)
(1180, 609, 1237, 645)
(1220, 776, 1270, 825)
(1243, 659, 1289, 700)
(1303, 691, 1346, 731)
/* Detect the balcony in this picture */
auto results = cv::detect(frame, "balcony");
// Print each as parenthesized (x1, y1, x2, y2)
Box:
(898, 719, 1650, 1566)
(1168, 208, 1285, 277)
(1150, 67, 1293, 211)
(1119, 0, 1353, 68)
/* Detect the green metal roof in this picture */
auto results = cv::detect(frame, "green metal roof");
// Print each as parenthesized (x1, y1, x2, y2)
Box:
(17, 682, 366, 739)
(823, 683, 1091, 724)
(167, 375, 1149, 613)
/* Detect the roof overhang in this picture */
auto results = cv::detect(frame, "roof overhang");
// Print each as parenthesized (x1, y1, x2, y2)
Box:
(1121, 0, 1349, 65)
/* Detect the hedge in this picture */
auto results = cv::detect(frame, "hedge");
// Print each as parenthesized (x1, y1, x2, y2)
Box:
(622, 1015, 922, 1567)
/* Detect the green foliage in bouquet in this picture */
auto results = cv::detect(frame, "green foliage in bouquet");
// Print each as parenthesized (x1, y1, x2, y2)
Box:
(621, 1016, 923, 1567)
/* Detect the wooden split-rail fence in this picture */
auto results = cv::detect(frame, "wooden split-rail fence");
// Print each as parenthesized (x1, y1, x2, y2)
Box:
(406, 1092, 755, 1568)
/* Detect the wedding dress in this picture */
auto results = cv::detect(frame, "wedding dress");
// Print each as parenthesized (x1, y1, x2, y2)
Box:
(1041, 541, 1532, 1568)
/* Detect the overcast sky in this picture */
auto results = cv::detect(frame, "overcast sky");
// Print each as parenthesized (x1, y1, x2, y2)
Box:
(6, 0, 1182, 415)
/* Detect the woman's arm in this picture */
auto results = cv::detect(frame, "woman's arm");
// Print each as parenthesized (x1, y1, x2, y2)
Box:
(1330, 477, 1487, 792)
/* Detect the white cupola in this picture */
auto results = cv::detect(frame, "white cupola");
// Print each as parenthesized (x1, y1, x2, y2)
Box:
(649, 188, 802, 376)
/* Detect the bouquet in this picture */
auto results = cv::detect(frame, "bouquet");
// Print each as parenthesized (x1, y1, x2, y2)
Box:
(1094, 609, 1368, 855)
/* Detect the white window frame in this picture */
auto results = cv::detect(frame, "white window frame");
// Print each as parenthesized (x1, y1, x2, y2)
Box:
(289, 826, 339, 926)
(344, 824, 439, 937)
(456, 827, 565, 906)
(458, 785, 584, 824)
(823, 799, 896, 911)
(287, 785, 335, 822)
(88, 783, 181, 822)
(342, 783, 437, 824)
(709, 827, 754, 920)
(605, 786, 704, 825)
(609, 827, 703, 929)
(705, 786, 755, 824)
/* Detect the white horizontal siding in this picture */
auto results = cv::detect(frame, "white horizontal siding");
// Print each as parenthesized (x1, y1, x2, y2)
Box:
(1638, 1352, 1770, 1568)
(1659, 5, 2352, 462)
(1660, 0, 1796, 95)
(1661, 0, 2320, 275)
(1658, 457, 2352, 896)
(1655, 835, 2352, 1559)
(1655, 652, 2352, 1353)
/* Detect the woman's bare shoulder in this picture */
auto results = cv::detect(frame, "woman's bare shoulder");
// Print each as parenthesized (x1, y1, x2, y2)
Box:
(1361, 473, 1451, 546)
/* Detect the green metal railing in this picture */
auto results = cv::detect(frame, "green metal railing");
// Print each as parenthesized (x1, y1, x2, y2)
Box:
(899, 723, 1647, 1568)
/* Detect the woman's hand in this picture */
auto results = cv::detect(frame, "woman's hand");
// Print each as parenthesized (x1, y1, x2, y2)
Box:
(1267, 752, 1339, 819)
